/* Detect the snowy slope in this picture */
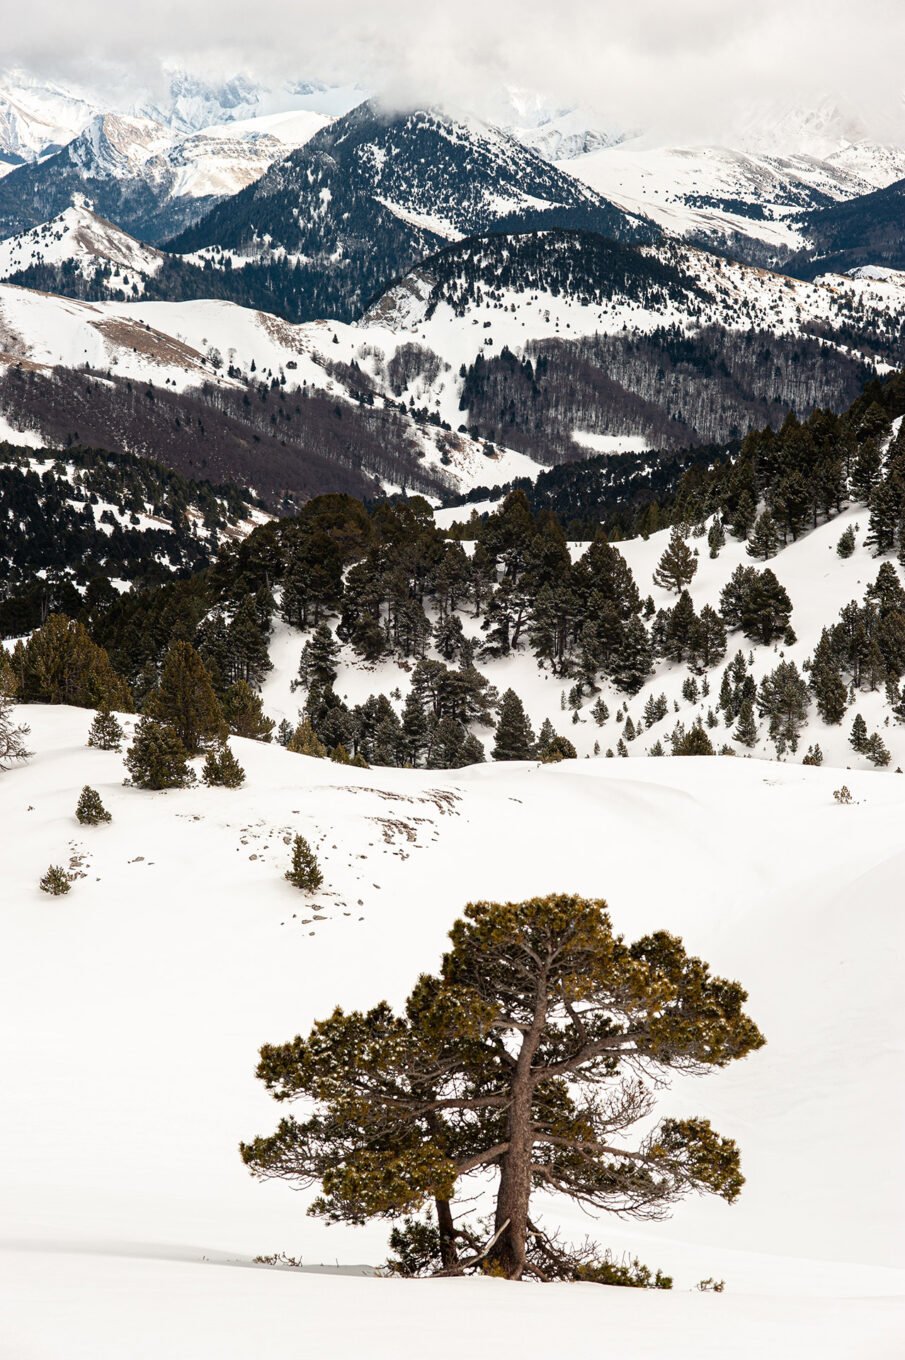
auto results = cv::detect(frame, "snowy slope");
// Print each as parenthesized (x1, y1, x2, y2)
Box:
(566, 133, 905, 260)
(0, 199, 165, 293)
(308, 231, 905, 433)
(0, 282, 544, 496)
(254, 468, 905, 776)
(0, 705, 902, 1356)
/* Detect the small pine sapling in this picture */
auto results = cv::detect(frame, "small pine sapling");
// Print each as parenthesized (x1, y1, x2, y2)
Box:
(202, 744, 246, 788)
(40, 865, 71, 895)
(87, 707, 123, 751)
(76, 785, 112, 825)
(285, 835, 323, 892)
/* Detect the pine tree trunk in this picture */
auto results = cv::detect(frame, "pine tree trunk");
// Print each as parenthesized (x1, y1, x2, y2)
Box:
(435, 1197, 458, 1270)
(487, 978, 548, 1280)
(488, 1076, 534, 1279)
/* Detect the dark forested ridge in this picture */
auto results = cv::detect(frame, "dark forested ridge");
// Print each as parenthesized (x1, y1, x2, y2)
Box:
(164, 104, 652, 324)
(0, 443, 255, 636)
(401, 229, 693, 320)
(457, 326, 876, 458)
(788, 176, 905, 278)
(0, 363, 468, 508)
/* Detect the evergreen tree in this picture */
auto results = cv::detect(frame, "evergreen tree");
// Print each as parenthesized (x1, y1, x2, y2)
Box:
(864, 732, 891, 767)
(492, 689, 535, 761)
(227, 597, 273, 687)
(652, 529, 697, 594)
(296, 624, 341, 690)
(145, 642, 225, 756)
(591, 697, 609, 726)
(535, 719, 577, 762)
(241, 895, 764, 1280)
(643, 693, 668, 727)
(610, 617, 653, 696)
(401, 691, 430, 767)
(0, 658, 29, 770)
(13, 614, 131, 710)
(124, 719, 194, 790)
(87, 706, 124, 751)
(733, 700, 758, 748)
(202, 744, 246, 788)
(757, 662, 810, 755)
(223, 681, 275, 742)
(849, 713, 868, 753)
(802, 744, 823, 767)
(836, 525, 856, 559)
(75, 785, 111, 825)
(287, 719, 327, 758)
(689, 606, 727, 675)
(39, 865, 71, 895)
(707, 517, 726, 559)
(671, 722, 715, 756)
(746, 510, 780, 561)
(285, 835, 323, 891)
(433, 613, 466, 663)
(808, 631, 848, 725)
(866, 479, 901, 555)
(720, 567, 793, 646)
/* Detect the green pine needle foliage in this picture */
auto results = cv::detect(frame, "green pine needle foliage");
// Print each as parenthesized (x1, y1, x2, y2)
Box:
(40, 865, 71, 895)
(76, 785, 112, 825)
(285, 834, 323, 892)
(202, 744, 246, 788)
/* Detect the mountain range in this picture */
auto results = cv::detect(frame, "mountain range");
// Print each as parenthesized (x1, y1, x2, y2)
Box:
(1, 69, 905, 511)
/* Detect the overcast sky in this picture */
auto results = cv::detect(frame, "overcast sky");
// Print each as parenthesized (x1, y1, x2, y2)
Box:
(7, 0, 905, 142)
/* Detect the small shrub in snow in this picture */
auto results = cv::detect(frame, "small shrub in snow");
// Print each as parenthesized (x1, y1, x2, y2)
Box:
(76, 785, 111, 825)
(836, 526, 856, 558)
(40, 865, 71, 895)
(833, 786, 853, 805)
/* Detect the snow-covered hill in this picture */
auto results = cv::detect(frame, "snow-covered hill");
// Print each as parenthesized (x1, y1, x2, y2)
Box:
(565, 137, 905, 263)
(1, 705, 902, 1356)
(306, 229, 905, 443)
(0, 281, 543, 498)
(256, 485, 905, 775)
(0, 198, 166, 294)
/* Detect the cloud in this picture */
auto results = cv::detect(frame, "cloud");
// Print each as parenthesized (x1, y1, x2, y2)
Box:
(6, 0, 905, 143)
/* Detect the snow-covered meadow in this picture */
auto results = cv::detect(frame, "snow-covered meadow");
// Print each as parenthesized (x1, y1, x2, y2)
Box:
(1, 704, 902, 1356)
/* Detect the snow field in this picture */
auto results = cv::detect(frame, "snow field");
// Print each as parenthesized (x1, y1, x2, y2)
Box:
(1, 708, 903, 1358)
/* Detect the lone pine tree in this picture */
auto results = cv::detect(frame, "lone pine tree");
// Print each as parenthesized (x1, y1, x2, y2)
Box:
(87, 707, 124, 752)
(285, 834, 323, 892)
(124, 719, 194, 790)
(653, 529, 698, 594)
(241, 894, 764, 1281)
(76, 785, 112, 825)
